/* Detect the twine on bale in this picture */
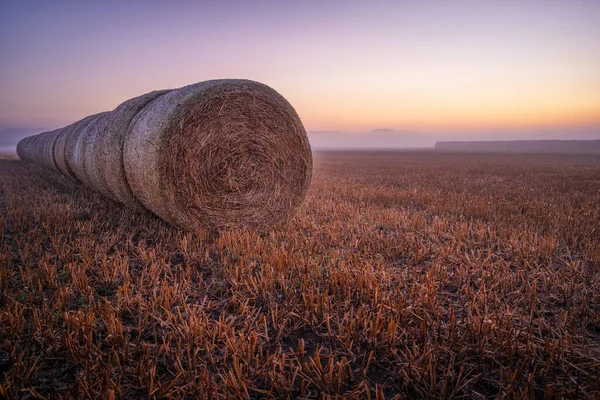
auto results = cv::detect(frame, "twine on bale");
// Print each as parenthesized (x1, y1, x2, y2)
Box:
(17, 79, 312, 231)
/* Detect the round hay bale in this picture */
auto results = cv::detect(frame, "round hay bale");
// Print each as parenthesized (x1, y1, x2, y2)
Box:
(71, 113, 110, 184)
(93, 90, 170, 208)
(29, 136, 39, 162)
(19, 135, 36, 162)
(124, 79, 312, 231)
(43, 132, 54, 169)
(39, 132, 50, 169)
(83, 114, 111, 195)
(26, 136, 34, 160)
(25, 135, 34, 161)
(22, 136, 33, 161)
(54, 120, 87, 179)
(37, 134, 47, 166)
(31, 135, 42, 164)
(40, 131, 51, 169)
(56, 113, 107, 181)
(42, 129, 62, 172)
(16, 137, 27, 160)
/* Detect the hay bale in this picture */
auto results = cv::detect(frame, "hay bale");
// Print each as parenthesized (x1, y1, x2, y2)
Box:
(29, 130, 61, 172)
(31, 135, 42, 163)
(54, 119, 89, 179)
(93, 90, 170, 208)
(82, 114, 111, 195)
(23, 136, 35, 161)
(42, 129, 62, 173)
(18, 135, 38, 162)
(16, 140, 23, 159)
(71, 113, 110, 184)
(54, 113, 107, 181)
(29, 136, 38, 162)
(38, 132, 47, 167)
(25, 135, 34, 161)
(29, 133, 45, 166)
(16, 79, 312, 231)
(39, 132, 51, 169)
(124, 79, 312, 230)
(26, 136, 34, 160)
(16, 137, 27, 160)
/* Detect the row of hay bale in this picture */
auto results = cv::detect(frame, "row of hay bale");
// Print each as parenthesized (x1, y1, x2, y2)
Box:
(17, 129, 61, 172)
(17, 79, 313, 230)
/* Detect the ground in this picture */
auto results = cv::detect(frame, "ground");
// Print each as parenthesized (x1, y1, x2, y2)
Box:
(0, 151, 599, 399)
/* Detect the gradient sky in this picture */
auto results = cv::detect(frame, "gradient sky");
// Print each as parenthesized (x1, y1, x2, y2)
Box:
(1, 0, 599, 147)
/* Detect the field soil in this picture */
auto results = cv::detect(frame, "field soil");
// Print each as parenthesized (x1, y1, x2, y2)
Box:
(1, 151, 599, 399)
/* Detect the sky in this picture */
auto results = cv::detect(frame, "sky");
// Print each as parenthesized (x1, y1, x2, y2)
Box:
(1, 0, 599, 149)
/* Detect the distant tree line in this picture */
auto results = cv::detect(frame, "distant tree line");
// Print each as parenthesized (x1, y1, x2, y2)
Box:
(435, 140, 600, 153)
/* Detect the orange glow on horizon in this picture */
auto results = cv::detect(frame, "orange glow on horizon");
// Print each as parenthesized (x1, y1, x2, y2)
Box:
(296, 97, 600, 132)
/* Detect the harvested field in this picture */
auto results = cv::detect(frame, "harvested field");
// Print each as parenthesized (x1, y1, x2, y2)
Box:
(0, 151, 599, 399)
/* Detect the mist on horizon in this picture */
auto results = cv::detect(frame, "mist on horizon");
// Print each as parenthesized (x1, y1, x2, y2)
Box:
(307, 126, 600, 150)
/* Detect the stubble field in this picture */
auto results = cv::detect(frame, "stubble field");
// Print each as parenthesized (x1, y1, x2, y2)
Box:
(0, 151, 599, 399)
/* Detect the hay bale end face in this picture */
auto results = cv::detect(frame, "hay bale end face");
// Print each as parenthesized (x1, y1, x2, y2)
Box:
(125, 80, 312, 230)
(16, 79, 312, 231)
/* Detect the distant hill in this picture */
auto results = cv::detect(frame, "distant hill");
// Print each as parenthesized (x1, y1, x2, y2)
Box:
(435, 140, 600, 154)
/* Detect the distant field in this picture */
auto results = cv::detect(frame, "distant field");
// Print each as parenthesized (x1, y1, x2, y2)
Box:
(1, 151, 599, 398)
(0, 145, 17, 156)
(435, 140, 600, 153)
